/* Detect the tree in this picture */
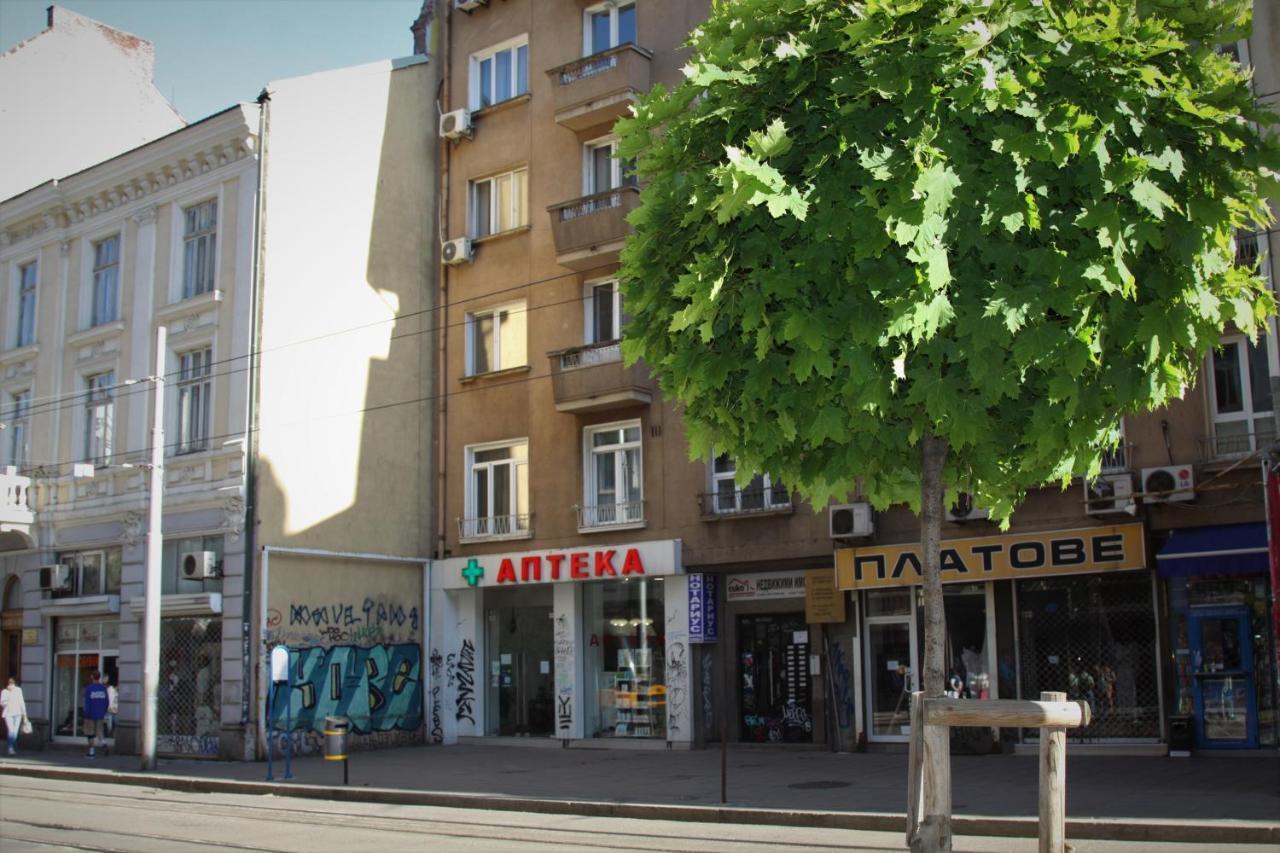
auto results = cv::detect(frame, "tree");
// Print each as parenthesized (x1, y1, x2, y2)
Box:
(618, 0, 1276, 847)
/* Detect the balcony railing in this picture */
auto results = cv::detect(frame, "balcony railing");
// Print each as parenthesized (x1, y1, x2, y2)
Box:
(546, 43, 653, 131)
(547, 186, 640, 271)
(0, 466, 36, 551)
(1203, 423, 1276, 460)
(1099, 442, 1132, 473)
(549, 341, 653, 413)
(457, 514, 532, 542)
(576, 500, 645, 531)
(702, 485, 793, 518)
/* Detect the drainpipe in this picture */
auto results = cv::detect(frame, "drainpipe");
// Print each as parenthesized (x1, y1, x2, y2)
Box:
(435, 4, 452, 563)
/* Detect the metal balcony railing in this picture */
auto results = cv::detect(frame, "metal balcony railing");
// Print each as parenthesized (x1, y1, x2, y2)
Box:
(1099, 442, 1132, 473)
(559, 341, 621, 370)
(576, 500, 645, 529)
(1202, 425, 1276, 460)
(702, 485, 793, 517)
(457, 514, 532, 541)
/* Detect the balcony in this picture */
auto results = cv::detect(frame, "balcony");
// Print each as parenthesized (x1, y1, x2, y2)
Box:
(546, 44, 652, 132)
(576, 500, 646, 533)
(547, 186, 639, 271)
(549, 341, 653, 413)
(1099, 441, 1132, 473)
(457, 514, 533, 543)
(701, 484, 794, 520)
(0, 467, 35, 551)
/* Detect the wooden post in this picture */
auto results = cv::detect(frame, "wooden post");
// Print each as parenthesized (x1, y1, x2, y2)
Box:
(1038, 691, 1067, 853)
(906, 692, 925, 848)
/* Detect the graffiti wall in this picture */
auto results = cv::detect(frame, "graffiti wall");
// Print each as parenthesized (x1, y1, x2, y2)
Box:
(264, 553, 425, 747)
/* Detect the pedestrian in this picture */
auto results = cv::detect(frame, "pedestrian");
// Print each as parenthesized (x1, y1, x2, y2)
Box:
(83, 670, 110, 758)
(1, 677, 28, 755)
(103, 675, 119, 739)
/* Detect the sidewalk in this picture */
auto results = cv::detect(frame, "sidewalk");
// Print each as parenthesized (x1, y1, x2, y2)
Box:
(2, 743, 1277, 823)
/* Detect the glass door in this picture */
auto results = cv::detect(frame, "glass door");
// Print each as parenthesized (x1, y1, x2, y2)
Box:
(863, 589, 918, 742)
(485, 588, 554, 737)
(737, 613, 813, 743)
(51, 620, 119, 742)
(1190, 605, 1258, 748)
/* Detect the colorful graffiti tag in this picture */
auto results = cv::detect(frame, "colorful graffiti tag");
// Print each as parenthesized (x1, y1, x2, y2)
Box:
(269, 643, 423, 734)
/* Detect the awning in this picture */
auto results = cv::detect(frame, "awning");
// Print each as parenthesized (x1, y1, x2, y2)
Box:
(1155, 523, 1268, 578)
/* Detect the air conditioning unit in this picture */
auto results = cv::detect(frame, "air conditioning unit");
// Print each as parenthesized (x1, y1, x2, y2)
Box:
(439, 108, 473, 140)
(946, 492, 990, 523)
(1085, 473, 1136, 516)
(442, 237, 474, 265)
(38, 564, 73, 593)
(1141, 465, 1195, 503)
(829, 502, 873, 539)
(454, 0, 488, 11)
(181, 551, 220, 580)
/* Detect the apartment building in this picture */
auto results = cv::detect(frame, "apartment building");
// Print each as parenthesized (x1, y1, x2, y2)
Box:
(0, 49, 438, 759)
(428, 0, 1277, 755)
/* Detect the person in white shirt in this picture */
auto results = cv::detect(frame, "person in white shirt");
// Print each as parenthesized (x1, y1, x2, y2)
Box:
(103, 675, 119, 739)
(1, 677, 28, 755)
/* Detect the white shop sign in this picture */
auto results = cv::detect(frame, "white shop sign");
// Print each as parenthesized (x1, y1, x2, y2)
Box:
(725, 570, 807, 601)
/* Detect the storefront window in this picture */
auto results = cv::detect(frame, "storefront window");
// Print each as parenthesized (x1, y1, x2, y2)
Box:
(1017, 572, 1160, 739)
(54, 549, 122, 597)
(52, 619, 119, 739)
(158, 616, 222, 754)
(583, 577, 665, 738)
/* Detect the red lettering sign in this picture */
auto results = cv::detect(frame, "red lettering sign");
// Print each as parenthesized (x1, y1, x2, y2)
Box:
(497, 558, 517, 584)
(546, 553, 564, 580)
(621, 548, 645, 575)
(570, 552, 589, 579)
(594, 550, 617, 577)
(521, 556, 541, 582)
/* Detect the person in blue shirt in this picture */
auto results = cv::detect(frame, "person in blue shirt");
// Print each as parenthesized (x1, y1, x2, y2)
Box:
(83, 670, 110, 758)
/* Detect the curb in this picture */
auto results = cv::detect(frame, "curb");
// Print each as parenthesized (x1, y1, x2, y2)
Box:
(2, 762, 1277, 846)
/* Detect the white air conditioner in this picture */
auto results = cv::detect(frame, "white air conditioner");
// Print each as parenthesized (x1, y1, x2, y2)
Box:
(829, 502, 873, 539)
(1142, 465, 1195, 503)
(439, 108, 473, 140)
(442, 237, 474, 265)
(946, 492, 990, 523)
(181, 551, 220, 580)
(454, 0, 488, 11)
(39, 564, 73, 592)
(1085, 473, 1136, 516)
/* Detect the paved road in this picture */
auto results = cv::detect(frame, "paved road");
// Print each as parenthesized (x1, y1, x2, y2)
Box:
(0, 775, 1267, 852)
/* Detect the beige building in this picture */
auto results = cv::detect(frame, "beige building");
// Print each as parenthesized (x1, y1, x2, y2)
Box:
(0, 44, 438, 758)
(427, 0, 1278, 755)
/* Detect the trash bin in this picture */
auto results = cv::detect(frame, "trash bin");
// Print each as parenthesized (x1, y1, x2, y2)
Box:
(1167, 714, 1193, 756)
(324, 716, 350, 762)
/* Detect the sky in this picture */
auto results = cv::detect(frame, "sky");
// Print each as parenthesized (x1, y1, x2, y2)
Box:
(0, 0, 424, 122)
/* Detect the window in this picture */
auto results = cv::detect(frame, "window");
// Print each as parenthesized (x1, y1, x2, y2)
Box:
(463, 441, 529, 539)
(466, 302, 526, 375)
(15, 261, 36, 347)
(471, 168, 528, 238)
(585, 1, 636, 55)
(84, 371, 115, 465)
(54, 549, 122, 597)
(176, 348, 212, 454)
(6, 390, 30, 469)
(90, 235, 120, 326)
(1210, 337, 1274, 457)
(582, 421, 643, 527)
(709, 453, 789, 514)
(162, 534, 224, 594)
(585, 280, 624, 344)
(584, 139, 636, 195)
(470, 37, 529, 110)
(182, 200, 217, 298)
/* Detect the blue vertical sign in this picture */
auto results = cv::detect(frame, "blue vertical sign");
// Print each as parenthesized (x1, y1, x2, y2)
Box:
(688, 573, 719, 643)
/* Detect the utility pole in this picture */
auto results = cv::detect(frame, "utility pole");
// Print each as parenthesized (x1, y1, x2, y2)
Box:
(140, 326, 165, 770)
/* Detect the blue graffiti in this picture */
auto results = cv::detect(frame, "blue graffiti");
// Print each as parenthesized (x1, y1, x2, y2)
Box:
(830, 640, 855, 730)
(270, 643, 423, 734)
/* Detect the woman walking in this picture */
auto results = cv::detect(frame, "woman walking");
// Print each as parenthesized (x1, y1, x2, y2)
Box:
(1, 677, 28, 755)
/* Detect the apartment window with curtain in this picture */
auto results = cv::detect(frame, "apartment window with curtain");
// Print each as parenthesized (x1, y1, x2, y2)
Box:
(471, 168, 528, 238)
(91, 235, 120, 326)
(585, 1, 636, 54)
(83, 371, 115, 465)
(182, 200, 217, 298)
(463, 440, 530, 540)
(15, 261, 38, 348)
(584, 139, 636, 195)
(582, 421, 643, 528)
(1209, 336, 1274, 457)
(465, 302, 526, 376)
(6, 390, 30, 469)
(470, 37, 529, 110)
(176, 348, 212, 454)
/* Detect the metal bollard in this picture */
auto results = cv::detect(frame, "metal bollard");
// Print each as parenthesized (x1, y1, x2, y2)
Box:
(324, 715, 350, 785)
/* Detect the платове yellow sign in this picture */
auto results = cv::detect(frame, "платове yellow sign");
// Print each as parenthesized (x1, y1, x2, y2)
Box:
(836, 524, 1145, 590)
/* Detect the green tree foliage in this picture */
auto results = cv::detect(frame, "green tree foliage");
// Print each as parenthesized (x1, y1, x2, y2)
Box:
(617, 0, 1278, 522)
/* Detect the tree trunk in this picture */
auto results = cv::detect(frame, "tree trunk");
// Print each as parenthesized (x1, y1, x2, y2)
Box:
(912, 432, 952, 852)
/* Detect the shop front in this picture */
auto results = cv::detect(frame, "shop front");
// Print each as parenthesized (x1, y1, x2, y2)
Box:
(837, 523, 1164, 747)
(432, 539, 693, 747)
